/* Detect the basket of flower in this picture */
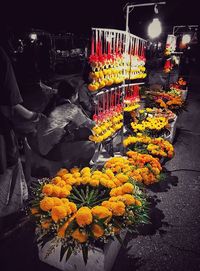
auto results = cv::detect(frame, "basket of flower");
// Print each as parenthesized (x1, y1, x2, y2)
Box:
(30, 167, 148, 271)
(123, 134, 174, 164)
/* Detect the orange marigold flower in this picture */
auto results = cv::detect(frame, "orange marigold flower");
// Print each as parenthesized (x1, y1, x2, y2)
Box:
(122, 183, 134, 194)
(71, 229, 88, 243)
(51, 206, 68, 222)
(56, 168, 69, 177)
(91, 206, 112, 220)
(76, 207, 93, 227)
(42, 184, 53, 196)
(92, 224, 104, 238)
(40, 197, 54, 211)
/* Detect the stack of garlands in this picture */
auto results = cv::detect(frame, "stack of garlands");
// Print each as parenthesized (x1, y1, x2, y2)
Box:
(89, 112, 123, 143)
(30, 167, 148, 264)
(131, 116, 169, 137)
(123, 134, 174, 159)
(104, 154, 162, 186)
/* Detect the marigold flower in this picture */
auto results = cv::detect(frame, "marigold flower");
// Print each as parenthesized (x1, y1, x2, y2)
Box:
(52, 186, 61, 197)
(59, 187, 71, 198)
(51, 206, 68, 222)
(41, 219, 52, 229)
(71, 229, 88, 243)
(52, 197, 63, 206)
(89, 179, 99, 187)
(70, 167, 80, 174)
(76, 207, 93, 227)
(122, 183, 134, 194)
(42, 184, 54, 196)
(92, 224, 104, 238)
(51, 176, 62, 184)
(122, 194, 136, 205)
(30, 207, 39, 215)
(68, 202, 77, 213)
(40, 197, 54, 211)
(57, 214, 76, 237)
(91, 206, 112, 220)
(56, 168, 69, 177)
(111, 201, 125, 216)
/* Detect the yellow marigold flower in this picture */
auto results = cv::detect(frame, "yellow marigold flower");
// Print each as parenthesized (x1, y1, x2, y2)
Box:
(51, 206, 67, 222)
(61, 198, 69, 205)
(68, 202, 77, 213)
(72, 229, 88, 243)
(89, 179, 99, 187)
(92, 224, 104, 238)
(52, 197, 62, 206)
(56, 168, 69, 177)
(116, 173, 129, 183)
(106, 180, 116, 188)
(92, 170, 102, 176)
(73, 172, 81, 178)
(40, 197, 54, 211)
(76, 207, 93, 227)
(123, 194, 136, 205)
(52, 186, 61, 197)
(91, 206, 112, 220)
(122, 183, 134, 194)
(51, 176, 62, 184)
(62, 173, 73, 181)
(80, 167, 91, 175)
(101, 201, 112, 210)
(59, 187, 71, 198)
(66, 178, 77, 185)
(30, 207, 39, 215)
(55, 180, 67, 188)
(42, 184, 53, 196)
(65, 184, 72, 191)
(41, 219, 51, 229)
(111, 201, 125, 216)
(105, 169, 115, 179)
(70, 167, 80, 174)
(113, 178, 122, 187)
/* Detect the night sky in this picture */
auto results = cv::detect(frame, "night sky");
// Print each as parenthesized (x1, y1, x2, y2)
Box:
(1, 0, 199, 38)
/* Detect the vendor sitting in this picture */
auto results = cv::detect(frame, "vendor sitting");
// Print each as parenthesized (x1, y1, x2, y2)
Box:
(27, 80, 95, 175)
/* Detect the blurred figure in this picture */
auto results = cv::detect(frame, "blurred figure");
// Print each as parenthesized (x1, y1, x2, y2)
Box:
(0, 25, 41, 229)
(27, 80, 95, 175)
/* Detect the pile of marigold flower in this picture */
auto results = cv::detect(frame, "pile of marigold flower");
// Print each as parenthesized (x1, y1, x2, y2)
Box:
(123, 134, 174, 159)
(104, 154, 162, 186)
(30, 166, 148, 263)
(131, 116, 169, 135)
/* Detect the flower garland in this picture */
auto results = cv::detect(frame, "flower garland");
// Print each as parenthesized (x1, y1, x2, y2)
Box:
(30, 167, 148, 263)
(138, 107, 176, 122)
(89, 113, 123, 143)
(123, 134, 174, 159)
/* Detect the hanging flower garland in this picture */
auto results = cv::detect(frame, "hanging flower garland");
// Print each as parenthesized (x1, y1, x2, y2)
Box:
(30, 167, 148, 264)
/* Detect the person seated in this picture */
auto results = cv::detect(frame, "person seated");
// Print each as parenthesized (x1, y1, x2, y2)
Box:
(27, 80, 96, 176)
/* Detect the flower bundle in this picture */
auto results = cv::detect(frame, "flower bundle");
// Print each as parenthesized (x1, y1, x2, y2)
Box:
(123, 134, 174, 159)
(131, 116, 169, 136)
(30, 167, 148, 263)
(89, 113, 123, 143)
(138, 107, 176, 122)
(104, 154, 162, 185)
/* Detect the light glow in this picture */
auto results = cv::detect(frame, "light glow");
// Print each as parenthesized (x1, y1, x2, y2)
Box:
(182, 34, 191, 45)
(148, 18, 162, 39)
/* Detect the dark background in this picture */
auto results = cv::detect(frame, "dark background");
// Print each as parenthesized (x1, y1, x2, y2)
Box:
(1, 0, 199, 37)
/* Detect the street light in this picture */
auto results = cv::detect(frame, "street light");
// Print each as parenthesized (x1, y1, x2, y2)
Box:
(125, 1, 166, 35)
(182, 34, 191, 45)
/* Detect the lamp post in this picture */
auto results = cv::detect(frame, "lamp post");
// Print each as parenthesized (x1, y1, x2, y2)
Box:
(125, 1, 166, 33)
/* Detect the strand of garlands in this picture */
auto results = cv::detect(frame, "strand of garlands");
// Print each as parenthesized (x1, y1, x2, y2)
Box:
(30, 167, 148, 263)
(124, 85, 140, 112)
(123, 134, 174, 159)
(88, 29, 147, 92)
(90, 89, 123, 143)
(104, 152, 162, 186)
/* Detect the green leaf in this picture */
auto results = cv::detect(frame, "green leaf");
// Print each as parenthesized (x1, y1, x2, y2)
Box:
(38, 233, 54, 249)
(60, 244, 67, 262)
(66, 246, 73, 262)
(82, 244, 88, 265)
(115, 234, 123, 245)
